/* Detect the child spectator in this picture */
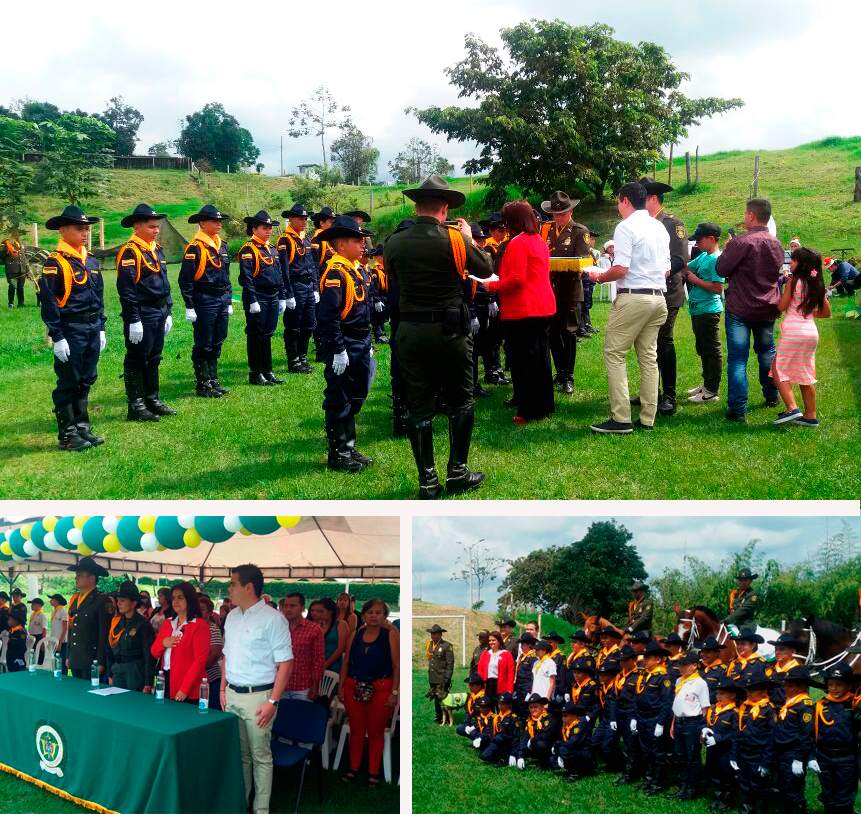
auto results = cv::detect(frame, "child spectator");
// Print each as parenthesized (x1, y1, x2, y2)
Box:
(702, 676, 744, 812)
(553, 702, 594, 782)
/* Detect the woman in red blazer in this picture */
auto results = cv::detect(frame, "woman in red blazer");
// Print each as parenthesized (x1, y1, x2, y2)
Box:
(150, 581, 211, 703)
(477, 631, 515, 701)
(484, 201, 556, 423)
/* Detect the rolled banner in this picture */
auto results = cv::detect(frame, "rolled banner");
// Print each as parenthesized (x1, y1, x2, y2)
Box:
(194, 516, 234, 544)
(116, 516, 144, 552)
(82, 517, 107, 553)
(53, 517, 78, 551)
(154, 516, 187, 550)
(30, 520, 52, 552)
(238, 517, 281, 536)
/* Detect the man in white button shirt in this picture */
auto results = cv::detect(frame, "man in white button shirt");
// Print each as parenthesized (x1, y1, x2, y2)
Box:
(669, 651, 711, 801)
(222, 564, 293, 814)
(530, 640, 557, 700)
(588, 181, 670, 433)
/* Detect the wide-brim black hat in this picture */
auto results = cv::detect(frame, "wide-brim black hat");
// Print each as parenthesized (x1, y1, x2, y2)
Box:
(569, 630, 591, 642)
(30, 598, 44, 606)
(768, 633, 804, 649)
(821, 663, 861, 684)
(188, 204, 230, 224)
(736, 568, 759, 580)
(526, 693, 549, 705)
(344, 209, 371, 222)
(782, 665, 823, 688)
(541, 190, 580, 214)
(496, 691, 515, 705)
(243, 210, 279, 228)
(519, 633, 537, 644)
(426, 624, 446, 634)
(544, 630, 565, 643)
(630, 580, 648, 591)
(637, 177, 674, 196)
(403, 175, 466, 208)
(715, 676, 746, 698)
(495, 618, 516, 628)
(116, 580, 142, 603)
(745, 674, 779, 690)
(691, 222, 722, 241)
(471, 224, 489, 240)
(571, 658, 596, 674)
(599, 625, 623, 639)
(282, 204, 310, 219)
(643, 641, 671, 658)
(475, 695, 494, 707)
(560, 702, 587, 715)
(317, 215, 374, 244)
(629, 631, 652, 643)
(66, 556, 109, 578)
(46, 206, 99, 230)
(677, 651, 699, 665)
(464, 673, 485, 685)
(368, 243, 385, 257)
(700, 636, 723, 651)
(311, 207, 337, 226)
(664, 632, 684, 645)
(734, 627, 765, 644)
(0, 592, 10, 601)
(48, 593, 66, 604)
(619, 644, 638, 660)
(121, 203, 168, 228)
(598, 659, 621, 673)
(11, 588, 25, 597)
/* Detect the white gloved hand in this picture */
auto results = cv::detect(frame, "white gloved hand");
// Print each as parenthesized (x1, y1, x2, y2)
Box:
(508, 755, 517, 767)
(557, 756, 565, 769)
(332, 350, 349, 376)
(128, 321, 144, 344)
(313, 291, 320, 304)
(99, 331, 106, 352)
(654, 724, 664, 737)
(791, 760, 804, 777)
(488, 301, 499, 318)
(227, 304, 234, 316)
(564, 693, 571, 703)
(465, 725, 475, 735)
(53, 338, 70, 362)
(278, 300, 287, 315)
(807, 759, 821, 774)
(185, 308, 197, 323)
(610, 721, 617, 732)
(374, 300, 385, 312)
(470, 317, 480, 334)
(164, 315, 173, 335)
(517, 758, 525, 770)
(630, 719, 638, 733)
(527, 738, 533, 749)
(758, 765, 769, 778)
(249, 301, 261, 314)
(285, 297, 296, 310)
(472, 738, 481, 748)
(701, 727, 714, 738)
(705, 735, 716, 748)
(730, 760, 739, 771)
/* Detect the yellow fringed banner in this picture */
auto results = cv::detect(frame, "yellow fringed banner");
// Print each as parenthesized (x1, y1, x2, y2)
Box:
(0, 761, 120, 814)
(548, 256, 594, 272)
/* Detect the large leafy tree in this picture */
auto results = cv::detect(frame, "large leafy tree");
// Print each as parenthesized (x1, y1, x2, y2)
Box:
(18, 99, 62, 123)
(98, 96, 144, 156)
(288, 86, 351, 168)
(388, 137, 453, 185)
(0, 118, 40, 232)
(412, 20, 744, 202)
(176, 103, 260, 172)
(330, 122, 379, 184)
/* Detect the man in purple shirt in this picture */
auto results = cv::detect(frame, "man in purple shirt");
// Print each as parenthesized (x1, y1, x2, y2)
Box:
(715, 198, 784, 421)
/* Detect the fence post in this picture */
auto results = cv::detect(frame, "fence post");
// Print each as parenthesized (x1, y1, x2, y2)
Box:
(753, 155, 760, 198)
(668, 144, 674, 185)
(31, 223, 38, 248)
(87, 227, 92, 252)
(652, 159, 656, 180)
(854, 167, 861, 203)
(98, 218, 105, 250)
(685, 151, 691, 185)
(695, 146, 699, 184)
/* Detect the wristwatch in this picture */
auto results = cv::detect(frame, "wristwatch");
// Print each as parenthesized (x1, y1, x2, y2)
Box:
(268, 698, 280, 706)
(392, 690, 399, 696)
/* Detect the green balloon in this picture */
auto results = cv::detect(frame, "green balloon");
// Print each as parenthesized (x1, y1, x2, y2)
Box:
(82, 516, 107, 552)
(0, 532, 9, 562)
(117, 516, 144, 552)
(195, 516, 234, 543)
(238, 516, 281, 536)
(154, 516, 187, 550)
(53, 516, 77, 550)
(30, 520, 50, 552)
(8, 528, 27, 558)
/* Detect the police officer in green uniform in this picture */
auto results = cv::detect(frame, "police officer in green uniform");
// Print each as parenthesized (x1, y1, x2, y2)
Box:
(106, 581, 156, 693)
(65, 556, 111, 680)
(471, 629, 491, 675)
(384, 176, 494, 499)
(426, 623, 455, 724)
(1, 232, 27, 308)
(625, 580, 654, 638)
(723, 567, 760, 630)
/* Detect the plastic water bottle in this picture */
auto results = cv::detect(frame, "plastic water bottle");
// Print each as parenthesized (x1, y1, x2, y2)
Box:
(91, 660, 99, 688)
(28, 650, 36, 674)
(155, 671, 165, 704)
(53, 654, 62, 680)
(199, 678, 209, 714)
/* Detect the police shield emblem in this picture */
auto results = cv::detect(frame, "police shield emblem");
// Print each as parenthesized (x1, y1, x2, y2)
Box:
(35, 721, 67, 778)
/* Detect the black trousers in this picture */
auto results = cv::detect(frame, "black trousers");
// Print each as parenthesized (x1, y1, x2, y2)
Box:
(817, 749, 859, 809)
(673, 715, 704, 789)
(322, 335, 372, 420)
(775, 751, 806, 805)
(244, 292, 279, 373)
(523, 738, 553, 768)
(506, 317, 555, 420)
(284, 279, 316, 354)
(591, 717, 620, 766)
(704, 743, 734, 793)
(480, 733, 517, 763)
(191, 290, 229, 363)
(736, 748, 769, 794)
(7, 273, 24, 306)
(637, 716, 668, 766)
(484, 678, 498, 705)
(690, 312, 723, 394)
(616, 709, 640, 774)
(123, 302, 168, 375)
(657, 304, 680, 400)
(53, 320, 100, 408)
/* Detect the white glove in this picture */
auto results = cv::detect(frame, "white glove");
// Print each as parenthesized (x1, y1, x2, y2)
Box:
(313, 291, 320, 304)
(374, 301, 385, 312)
(99, 331, 106, 352)
(53, 338, 70, 362)
(472, 738, 481, 748)
(488, 301, 499, 317)
(807, 759, 821, 774)
(278, 300, 287, 315)
(249, 301, 261, 314)
(585, 715, 591, 723)
(285, 297, 296, 310)
(610, 721, 617, 732)
(527, 738, 533, 749)
(654, 724, 664, 737)
(508, 755, 517, 767)
(164, 315, 173, 335)
(705, 735, 716, 747)
(557, 756, 565, 769)
(185, 308, 197, 323)
(758, 765, 768, 777)
(227, 304, 234, 315)
(470, 317, 480, 334)
(630, 719, 637, 733)
(332, 350, 349, 376)
(128, 321, 144, 344)
(517, 758, 525, 770)
(701, 727, 714, 738)
(791, 760, 804, 777)
(730, 760, 739, 771)
(465, 725, 475, 735)
(564, 693, 571, 703)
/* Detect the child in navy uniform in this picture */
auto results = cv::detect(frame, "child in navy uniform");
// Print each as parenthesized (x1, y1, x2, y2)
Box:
(456, 674, 487, 738)
(468, 696, 496, 753)
(553, 702, 594, 782)
(479, 691, 521, 766)
(702, 676, 744, 813)
(519, 694, 555, 771)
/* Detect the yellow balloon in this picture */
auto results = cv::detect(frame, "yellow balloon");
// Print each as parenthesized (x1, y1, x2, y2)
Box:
(103, 534, 121, 553)
(157, 544, 166, 551)
(78, 543, 94, 556)
(73, 516, 89, 530)
(43, 516, 58, 532)
(0, 541, 12, 556)
(183, 528, 202, 548)
(138, 516, 156, 534)
(20, 524, 32, 541)
(239, 527, 252, 536)
(277, 516, 301, 528)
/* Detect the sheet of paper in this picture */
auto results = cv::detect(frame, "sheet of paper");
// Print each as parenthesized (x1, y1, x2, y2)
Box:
(468, 274, 499, 283)
(88, 686, 131, 696)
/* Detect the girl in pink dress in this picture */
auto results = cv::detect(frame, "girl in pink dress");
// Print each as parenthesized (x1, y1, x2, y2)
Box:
(771, 247, 830, 426)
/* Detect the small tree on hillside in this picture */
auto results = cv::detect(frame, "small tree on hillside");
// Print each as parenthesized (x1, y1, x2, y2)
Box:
(176, 103, 260, 172)
(330, 122, 379, 184)
(450, 541, 506, 607)
(98, 96, 144, 156)
(388, 138, 453, 185)
(147, 141, 174, 157)
(288, 86, 351, 168)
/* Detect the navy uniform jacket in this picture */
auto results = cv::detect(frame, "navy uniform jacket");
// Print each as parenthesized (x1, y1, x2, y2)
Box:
(521, 711, 556, 751)
(0, 605, 8, 634)
(369, 261, 388, 303)
(237, 237, 287, 302)
(731, 699, 776, 767)
(555, 716, 593, 759)
(815, 694, 858, 750)
(491, 710, 521, 756)
(473, 711, 495, 740)
(311, 230, 336, 276)
(726, 652, 767, 684)
(105, 612, 157, 684)
(633, 667, 674, 726)
(463, 690, 487, 726)
(514, 652, 537, 700)
(116, 238, 172, 322)
(705, 701, 739, 750)
(612, 666, 640, 719)
(40, 246, 105, 341)
(9, 602, 27, 627)
(769, 659, 803, 708)
(550, 650, 566, 699)
(277, 228, 318, 297)
(699, 661, 729, 705)
(773, 693, 815, 763)
(6, 623, 27, 669)
(667, 654, 684, 684)
(570, 678, 600, 722)
(597, 682, 617, 724)
(318, 256, 372, 354)
(178, 235, 231, 307)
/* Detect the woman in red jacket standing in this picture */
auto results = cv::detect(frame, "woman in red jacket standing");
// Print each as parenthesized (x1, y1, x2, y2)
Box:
(477, 631, 515, 702)
(484, 201, 556, 423)
(151, 581, 211, 703)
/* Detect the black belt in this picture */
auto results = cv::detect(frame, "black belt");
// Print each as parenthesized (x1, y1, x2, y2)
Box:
(291, 274, 314, 284)
(113, 653, 145, 663)
(60, 311, 100, 324)
(228, 682, 274, 694)
(137, 297, 169, 308)
(674, 715, 705, 723)
(341, 327, 371, 339)
(617, 288, 664, 296)
(817, 745, 854, 758)
(400, 310, 448, 323)
(193, 283, 229, 293)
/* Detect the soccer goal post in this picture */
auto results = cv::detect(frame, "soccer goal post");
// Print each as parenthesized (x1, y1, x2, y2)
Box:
(413, 614, 467, 667)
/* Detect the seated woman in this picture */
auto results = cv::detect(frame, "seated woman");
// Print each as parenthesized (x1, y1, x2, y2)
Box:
(477, 630, 515, 702)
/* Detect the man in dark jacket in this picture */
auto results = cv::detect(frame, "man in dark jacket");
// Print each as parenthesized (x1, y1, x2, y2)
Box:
(66, 556, 111, 679)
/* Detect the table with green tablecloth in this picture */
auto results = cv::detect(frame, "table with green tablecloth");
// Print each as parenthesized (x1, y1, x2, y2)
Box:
(0, 671, 246, 814)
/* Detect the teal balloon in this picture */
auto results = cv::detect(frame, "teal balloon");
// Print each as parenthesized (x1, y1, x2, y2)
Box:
(117, 516, 144, 552)
(8, 528, 27, 558)
(30, 521, 50, 552)
(154, 516, 187, 550)
(82, 516, 106, 553)
(195, 516, 234, 543)
(238, 516, 281, 536)
(53, 516, 77, 550)
(0, 532, 8, 562)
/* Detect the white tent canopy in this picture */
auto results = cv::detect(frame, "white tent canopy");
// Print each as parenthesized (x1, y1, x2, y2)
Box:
(1, 516, 399, 581)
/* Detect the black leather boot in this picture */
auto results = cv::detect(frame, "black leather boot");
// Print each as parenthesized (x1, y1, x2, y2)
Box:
(345, 414, 373, 467)
(326, 418, 363, 473)
(286, 336, 304, 373)
(261, 339, 284, 384)
(55, 404, 92, 452)
(561, 334, 575, 394)
(125, 371, 159, 422)
(658, 341, 677, 414)
(298, 336, 315, 372)
(194, 359, 220, 398)
(408, 419, 442, 499)
(209, 359, 229, 395)
(445, 408, 485, 494)
(143, 363, 176, 415)
(248, 337, 269, 385)
(74, 396, 105, 443)
(391, 394, 409, 439)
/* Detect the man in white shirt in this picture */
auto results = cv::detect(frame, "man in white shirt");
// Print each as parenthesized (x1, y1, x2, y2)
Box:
(669, 652, 711, 801)
(48, 594, 69, 666)
(588, 181, 670, 433)
(530, 640, 557, 700)
(222, 564, 293, 814)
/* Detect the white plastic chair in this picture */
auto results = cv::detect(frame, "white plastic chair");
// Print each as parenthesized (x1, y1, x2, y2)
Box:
(382, 698, 400, 784)
(25, 634, 34, 653)
(36, 636, 58, 670)
(318, 670, 340, 769)
(0, 631, 8, 673)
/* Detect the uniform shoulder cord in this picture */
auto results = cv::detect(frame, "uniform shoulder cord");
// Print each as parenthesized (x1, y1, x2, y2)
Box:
(49, 252, 78, 308)
(707, 701, 736, 726)
(815, 693, 852, 739)
(729, 589, 738, 611)
(108, 616, 123, 648)
(446, 226, 467, 279)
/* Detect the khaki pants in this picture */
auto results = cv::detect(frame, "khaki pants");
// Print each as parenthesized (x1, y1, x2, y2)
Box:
(603, 293, 668, 424)
(226, 687, 275, 814)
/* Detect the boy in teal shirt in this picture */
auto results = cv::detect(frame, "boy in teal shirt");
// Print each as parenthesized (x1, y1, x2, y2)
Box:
(683, 223, 724, 403)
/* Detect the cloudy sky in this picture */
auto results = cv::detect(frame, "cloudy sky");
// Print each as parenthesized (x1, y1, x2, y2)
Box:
(2, 0, 854, 180)
(413, 515, 861, 607)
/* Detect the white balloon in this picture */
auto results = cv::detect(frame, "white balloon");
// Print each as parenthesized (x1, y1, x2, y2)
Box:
(102, 516, 119, 534)
(23, 541, 38, 557)
(11, 554, 25, 563)
(68, 528, 83, 546)
(118, 543, 128, 553)
(223, 516, 243, 533)
(44, 532, 60, 551)
(141, 533, 159, 552)
(177, 516, 195, 529)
